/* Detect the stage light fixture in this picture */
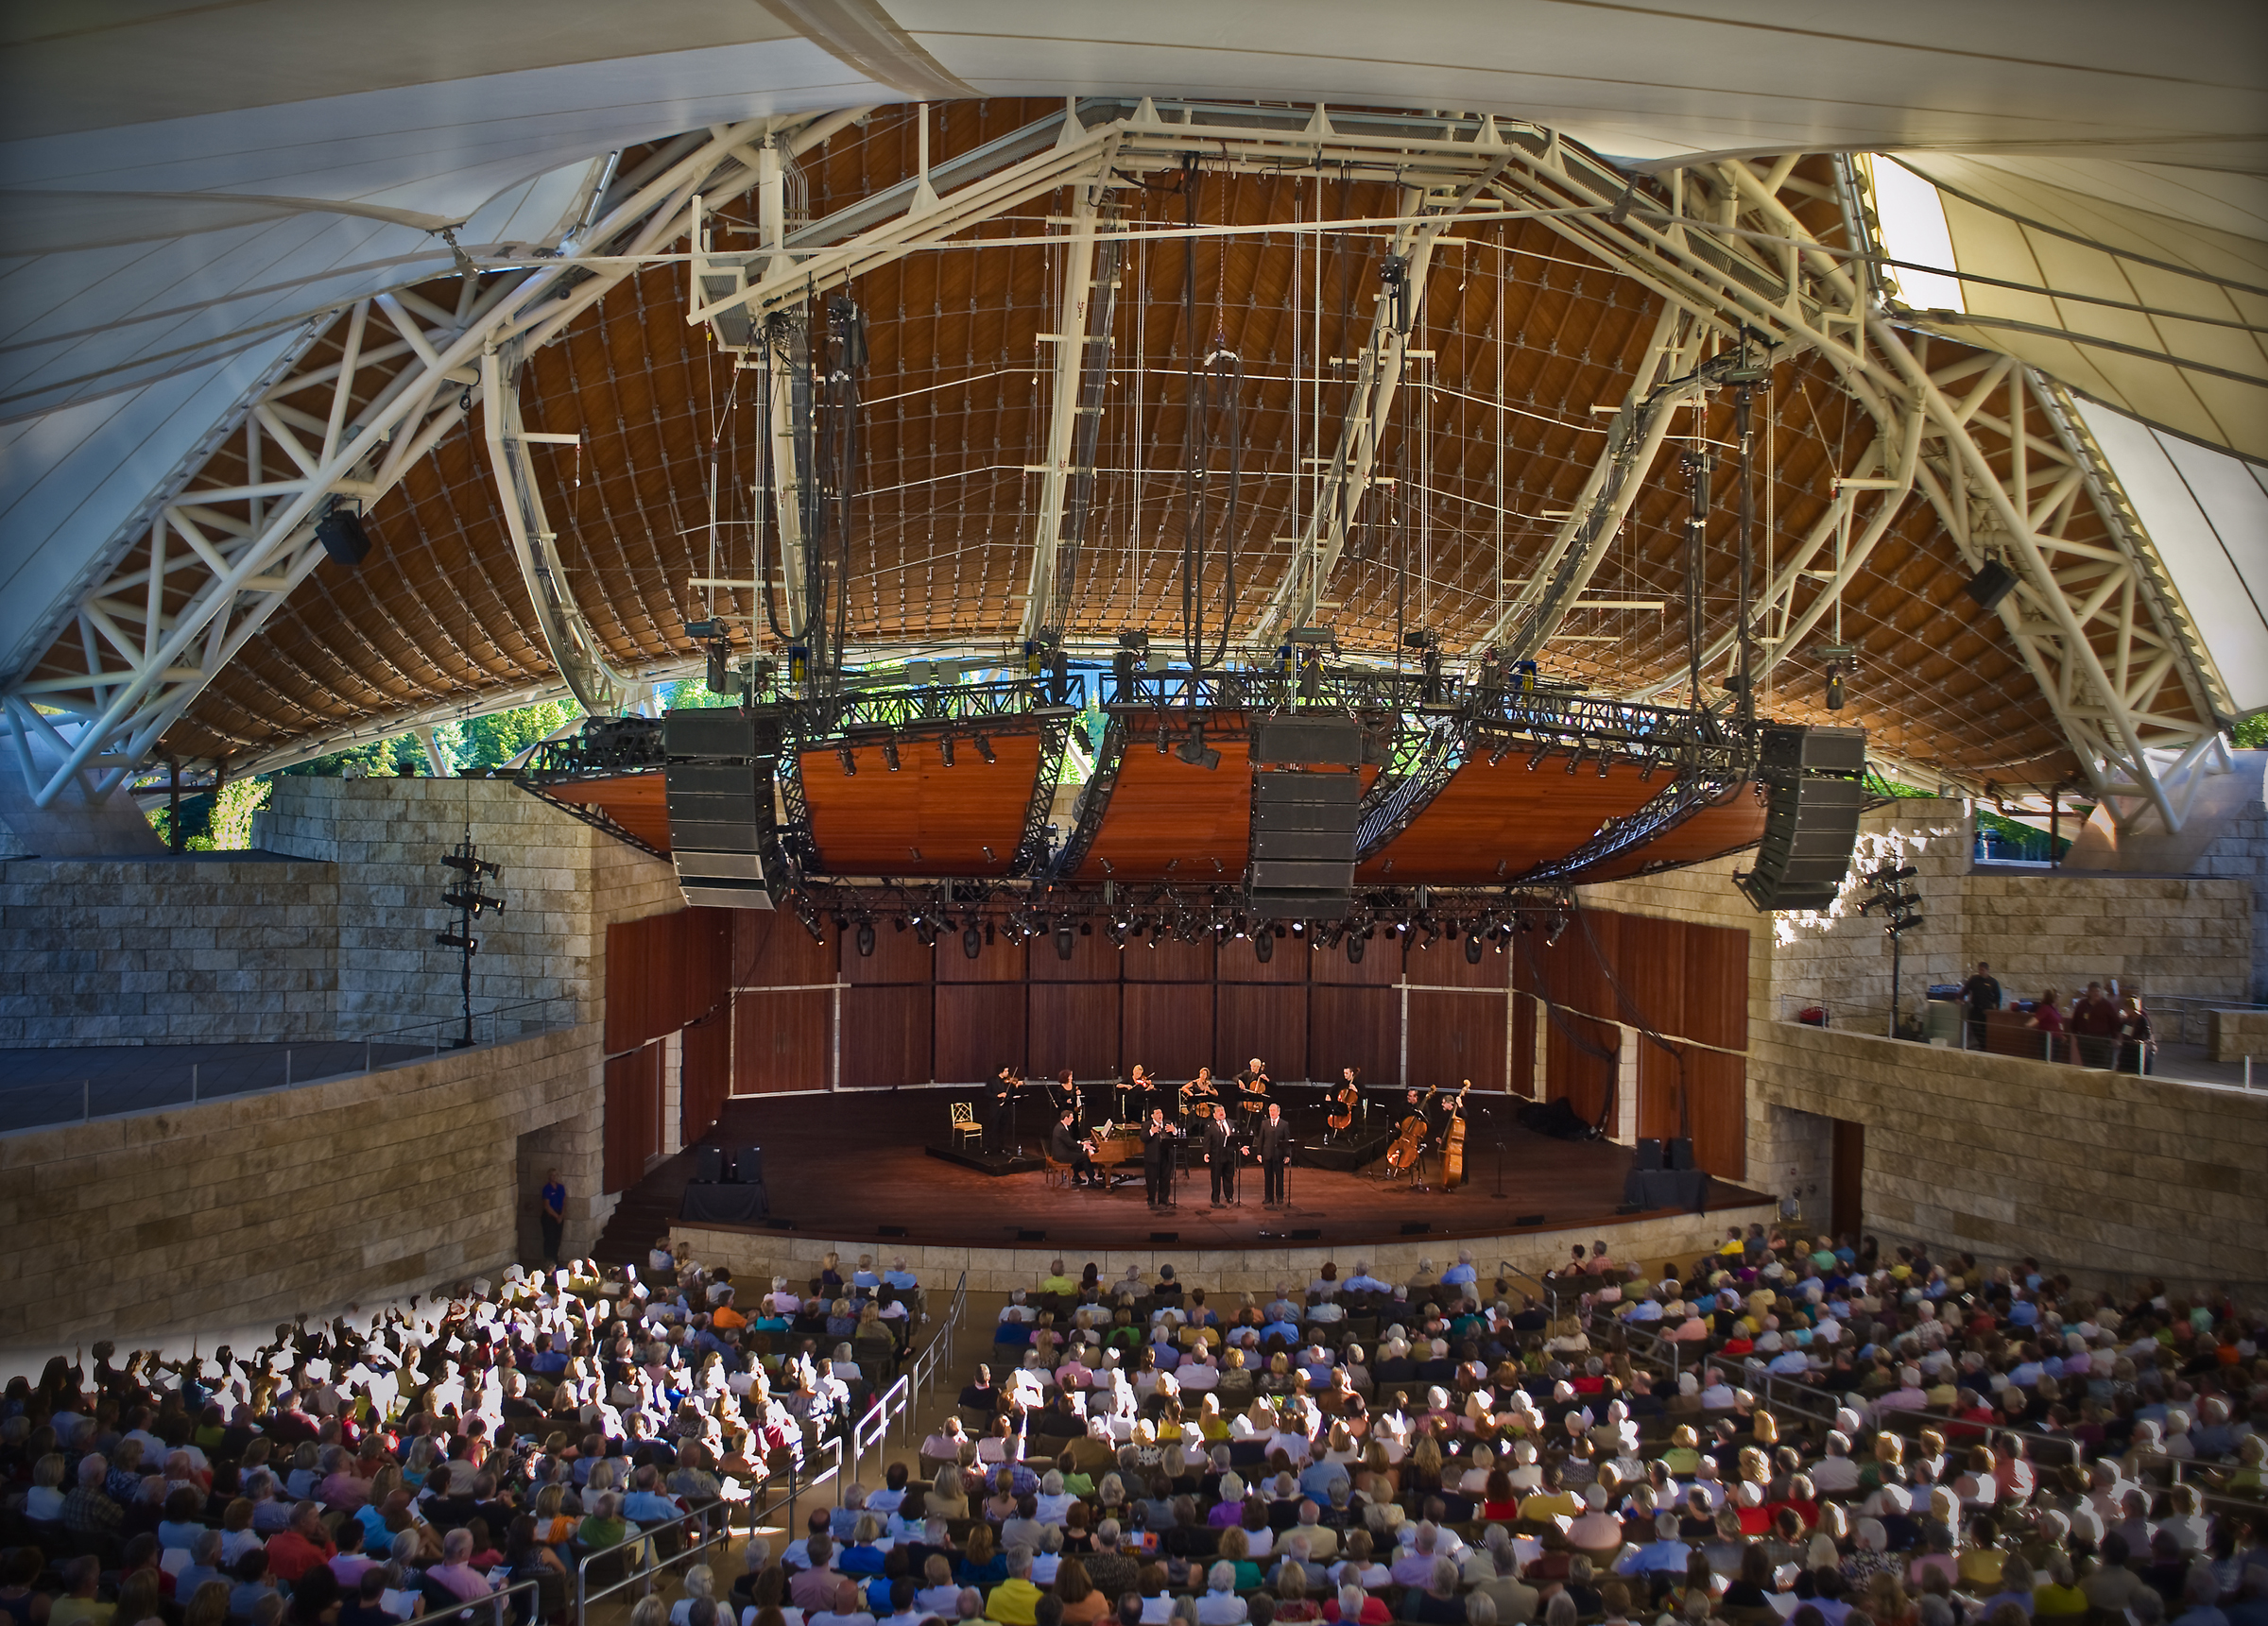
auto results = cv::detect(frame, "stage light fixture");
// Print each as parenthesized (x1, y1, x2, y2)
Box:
(855, 920, 876, 957)
(1597, 749, 1612, 779)
(1826, 667, 1846, 710)
(913, 916, 936, 948)
(1545, 915, 1569, 947)
(1254, 931, 1274, 963)
(939, 735, 955, 767)
(1527, 742, 1551, 771)
(1566, 742, 1586, 775)
(1488, 739, 1511, 766)
(1638, 752, 1660, 783)
(1176, 722, 1221, 770)
(1347, 934, 1366, 965)
(837, 745, 856, 777)
(1466, 932, 1485, 965)
(974, 734, 996, 763)
(1054, 921, 1076, 961)
(882, 739, 902, 772)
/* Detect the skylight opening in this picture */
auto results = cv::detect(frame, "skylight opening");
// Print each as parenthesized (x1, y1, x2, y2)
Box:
(1866, 158, 1967, 315)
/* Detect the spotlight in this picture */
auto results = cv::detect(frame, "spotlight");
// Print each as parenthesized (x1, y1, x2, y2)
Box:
(1488, 739, 1511, 766)
(1347, 933, 1366, 965)
(940, 735, 956, 767)
(1176, 722, 1221, 770)
(962, 924, 982, 959)
(882, 739, 902, 772)
(913, 916, 936, 948)
(974, 734, 997, 764)
(1156, 717, 1171, 755)
(838, 745, 857, 777)
(1055, 921, 1076, 962)
(1826, 668, 1846, 710)
(1466, 932, 1485, 965)
(1638, 752, 1659, 783)
(1597, 750, 1611, 779)
(1254, 931, 1274, 963)
(1527, 742, 1551, 771)
(855, 920, 876, 957)
(1545, 915, 1568, 947)
(1566, 743, 1585, 775)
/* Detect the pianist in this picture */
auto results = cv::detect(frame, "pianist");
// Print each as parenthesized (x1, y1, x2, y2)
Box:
(1048, 1108, 1100, 1188)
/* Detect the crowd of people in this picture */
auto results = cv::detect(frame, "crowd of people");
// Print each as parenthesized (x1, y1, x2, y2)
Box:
(3, 1228, 2261, 1626)
(0, 1245, 926, 1626)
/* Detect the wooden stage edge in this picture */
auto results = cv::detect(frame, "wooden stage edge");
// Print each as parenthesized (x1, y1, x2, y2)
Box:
(625, 1091, 1777, 1275)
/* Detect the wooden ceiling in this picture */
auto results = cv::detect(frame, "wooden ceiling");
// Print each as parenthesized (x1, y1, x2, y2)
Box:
(114, 100, 2127, 790)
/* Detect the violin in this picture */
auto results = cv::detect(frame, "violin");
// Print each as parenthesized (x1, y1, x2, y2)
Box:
(1384, 1085, 1437, 1172)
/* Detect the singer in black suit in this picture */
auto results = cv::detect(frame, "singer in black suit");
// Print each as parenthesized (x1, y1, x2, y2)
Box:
(1202, 1104, 1241, 1207)
(1253, 1100, 1294, 1206)
(1142, 1108, 1179, 1208)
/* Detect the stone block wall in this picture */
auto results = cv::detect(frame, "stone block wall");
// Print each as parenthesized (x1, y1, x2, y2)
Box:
(0, 857, 343, 1045)
(1751, 1018, 2268, 1283)
(0, 777, 681, 1047)
(0, 1024, 614, 1356)
(673, 1197, 1778, 1304)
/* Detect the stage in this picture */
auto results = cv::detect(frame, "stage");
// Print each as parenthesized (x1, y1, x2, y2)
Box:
(616, 1090, 1775, 1290)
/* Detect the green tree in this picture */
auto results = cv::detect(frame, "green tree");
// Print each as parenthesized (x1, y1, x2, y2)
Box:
(663, 677, 737, 709)
(189, 777, 273, 850)
(434, 697, 583, 771)
(2235, 713, 2267, 749)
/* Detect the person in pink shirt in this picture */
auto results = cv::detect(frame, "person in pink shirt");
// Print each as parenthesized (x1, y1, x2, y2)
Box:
(424, 1529, 494, 1602)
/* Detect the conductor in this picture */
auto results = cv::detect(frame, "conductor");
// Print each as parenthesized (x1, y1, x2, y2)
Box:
(1253, 1100, 1294, 1207)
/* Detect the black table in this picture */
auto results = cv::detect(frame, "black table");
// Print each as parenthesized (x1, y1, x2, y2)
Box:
(680, 1182, 767, 1224)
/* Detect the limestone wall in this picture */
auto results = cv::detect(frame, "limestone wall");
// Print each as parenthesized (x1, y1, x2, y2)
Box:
(1750, 1018, 2268, 1284)
(674, 1197, 1778, 1303)
(0, 777, 680, 1047)
(0, 1024, 614, 1355)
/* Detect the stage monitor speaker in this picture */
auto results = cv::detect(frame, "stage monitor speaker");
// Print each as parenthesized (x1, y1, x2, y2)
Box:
(1666, 1137, 1695, 1171)
(878, 1224, 909, 1238)
(694, 1145, 726, 1183)
(1514, 1213, 1546, 1227)
(731, 1146, 764, 1185)
(1150, 1231, 1179, 1242)
(1400, 1221, 1432, 1235)
(1633, 1138, 1664, 1172)
(1249, 770, 1360, 916)
(1253, 714, 1366, 767)
(1737, 724, 1865, 913)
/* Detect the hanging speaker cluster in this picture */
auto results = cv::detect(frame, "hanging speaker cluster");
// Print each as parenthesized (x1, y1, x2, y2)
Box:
(662, 709, 785, 910)
(1734, 724, 1867, 914)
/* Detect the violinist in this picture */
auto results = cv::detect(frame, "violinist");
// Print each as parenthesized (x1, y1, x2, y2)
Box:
(1120, 1064, 1159, 1123)
(988, 1064, 1022, 1154)
(1179, 1066, 1220, 1121)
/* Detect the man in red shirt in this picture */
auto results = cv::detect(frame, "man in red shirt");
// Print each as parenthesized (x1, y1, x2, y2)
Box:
(264, 1501, 338, 1583)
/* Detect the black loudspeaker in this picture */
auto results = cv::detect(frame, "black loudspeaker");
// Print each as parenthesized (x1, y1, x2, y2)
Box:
(694, 1145, 726, 1183)
(731, 1146, 764, 1185)
(1737, 724, 1866, 913)
(1667, 1137, 1695, 1171)
(1633, 1138, 1664, 1172)
(1252, 713, 1365, 767)
(316, 506, 374, 568)
(1248, 770, 1360, 916)
(1963, 559, 2018, 615)
(663, 710, 784, 910)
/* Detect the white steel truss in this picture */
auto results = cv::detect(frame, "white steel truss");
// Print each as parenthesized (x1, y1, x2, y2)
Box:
(6, 109, 868, 809)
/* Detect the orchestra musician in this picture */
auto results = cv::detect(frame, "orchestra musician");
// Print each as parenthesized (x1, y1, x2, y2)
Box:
(1235, 1056, 1270, 1122)
(1178, 1066, 1220, 1121)
(988, 1064, 1022, 1153)
(1325, 1066, 1362, 1140)
(1120, 1064, 1159, 1122)
(1253, 1100, 1293, 1207)
(1142, 1107, 1180, 1209)
(1048, 1107, 1099, 1188)
(1201, 1103, 1242, 1207)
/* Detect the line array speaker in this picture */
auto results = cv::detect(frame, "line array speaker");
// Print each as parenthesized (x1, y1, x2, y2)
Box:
(1736, 723, 1866, 913)
(1248, 769, 1360, 917)
(1252, 713, 1366, 767)
(663, 710, 784, 910)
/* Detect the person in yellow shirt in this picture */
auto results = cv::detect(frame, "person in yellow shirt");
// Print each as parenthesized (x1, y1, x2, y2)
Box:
(987, 1551, 1044, 1626)
(1518, 1467, 1582, 1524)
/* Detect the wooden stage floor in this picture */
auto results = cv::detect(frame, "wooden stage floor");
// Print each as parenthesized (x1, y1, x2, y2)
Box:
(606, 1090, 1768, 1258)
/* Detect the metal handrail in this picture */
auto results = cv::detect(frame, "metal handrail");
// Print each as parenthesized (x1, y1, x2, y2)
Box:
(427, 1572, 545, 1626)
(843, 1269, 970, 1497)
(572, 1497, 736, 1622)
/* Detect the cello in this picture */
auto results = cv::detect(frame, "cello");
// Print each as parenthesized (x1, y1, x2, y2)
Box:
(1327, 1069, 1361, 1136)
(1384, 1085, 1436, 1174)
(1439, 1080, 1473, 1190)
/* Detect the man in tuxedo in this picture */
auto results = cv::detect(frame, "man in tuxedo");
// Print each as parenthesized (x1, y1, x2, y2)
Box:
(1253, 1101, 1294, 1207)
(1143, 1108, 1179, 1209)
(1048, 1109, 1098, 1188)
(1202, 1104, 1241, 1207)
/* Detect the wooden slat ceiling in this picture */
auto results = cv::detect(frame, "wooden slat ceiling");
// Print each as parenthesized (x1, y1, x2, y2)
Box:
(113, 100, 2151, 791)
(799, 728, 1041, 875)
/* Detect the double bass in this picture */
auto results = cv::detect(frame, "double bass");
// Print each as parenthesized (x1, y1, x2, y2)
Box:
(1384, 1086, 1436, 1173)
(1439, 1080, 1473, 1190)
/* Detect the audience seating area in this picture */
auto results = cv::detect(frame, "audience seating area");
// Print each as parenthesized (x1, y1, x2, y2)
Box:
(2, 1229, 2262, 1626)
